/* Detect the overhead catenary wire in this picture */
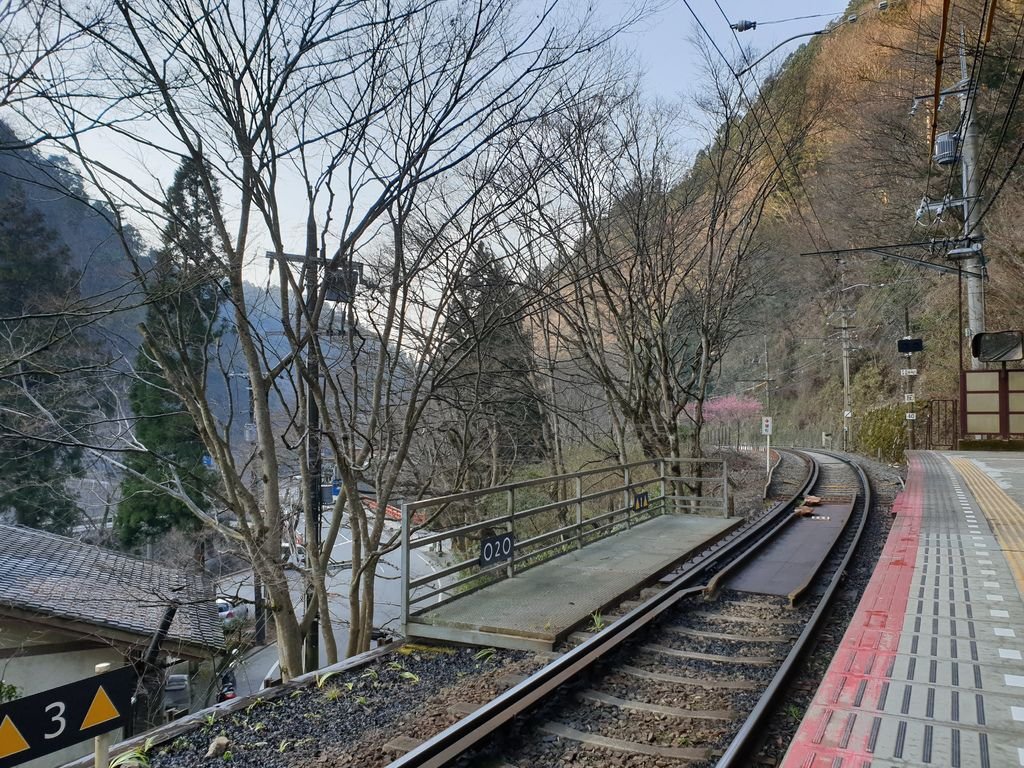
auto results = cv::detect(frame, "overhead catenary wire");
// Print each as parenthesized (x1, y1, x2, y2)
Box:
(936, 2, 994, 217)
(755, 12, 846, 26)
(969, 11, 1024, 228)
(684, 0, 839, 317)
(711, 0, 838, 257)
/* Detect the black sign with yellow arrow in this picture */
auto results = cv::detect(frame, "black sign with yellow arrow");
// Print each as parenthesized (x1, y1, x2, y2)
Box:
(0, 665, 134, 767)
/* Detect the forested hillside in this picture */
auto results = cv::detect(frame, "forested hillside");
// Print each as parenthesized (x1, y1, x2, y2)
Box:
(715, 0, 1024, 458)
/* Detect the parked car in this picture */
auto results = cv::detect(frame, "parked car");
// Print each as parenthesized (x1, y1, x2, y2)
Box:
(280, 540, 307, 567)
(216, 598, 251, 626)
(163, 673, 191, 719)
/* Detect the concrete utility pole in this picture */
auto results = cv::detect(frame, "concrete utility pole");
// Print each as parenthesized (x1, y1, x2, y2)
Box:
(957, 38, 986, 369)
(234, 373, 267, 645)
(841, 310, 854, 451)
(914, 30, 987, 367)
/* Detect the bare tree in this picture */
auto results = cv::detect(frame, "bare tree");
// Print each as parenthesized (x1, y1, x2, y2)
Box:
(0, 0, 97, 121)
(518, 56, 820, 469)
(10, 0, 638, 676)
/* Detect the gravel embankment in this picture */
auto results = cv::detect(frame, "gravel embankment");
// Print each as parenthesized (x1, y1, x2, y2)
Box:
(145, 645, 542, 768)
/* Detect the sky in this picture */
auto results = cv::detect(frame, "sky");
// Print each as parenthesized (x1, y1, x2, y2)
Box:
(55, 1, 854, 280)
(622, 1, 852, 101)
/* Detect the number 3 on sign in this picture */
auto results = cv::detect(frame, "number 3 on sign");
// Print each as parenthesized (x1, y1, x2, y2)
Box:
(44, 701, 66, 739)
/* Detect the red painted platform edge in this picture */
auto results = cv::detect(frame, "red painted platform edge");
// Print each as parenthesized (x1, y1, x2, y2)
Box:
(781, 456, 924, 767)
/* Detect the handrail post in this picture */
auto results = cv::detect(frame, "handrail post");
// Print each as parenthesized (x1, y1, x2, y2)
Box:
(575, 475, 583, 549)
(400, 502, 410, 635)
(722, 460, 730, 518)
(623, 465, 631, 528)
(659, 459, 667, 515)
(506, 488, 515, 579)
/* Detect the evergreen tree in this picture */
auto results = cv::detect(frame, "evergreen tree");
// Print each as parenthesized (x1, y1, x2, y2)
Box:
(116, 158, 223, 546)
(441, 245, 546, 483)
(0, 190, 89, 533)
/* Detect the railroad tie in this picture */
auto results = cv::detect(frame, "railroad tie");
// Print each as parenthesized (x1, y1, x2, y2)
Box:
(539, 721, 710, 761)
(620, 664, 760, 690)
(577, 689, 737, 721)
(642, 642, 778, 665)
(662, 624, 794, 643)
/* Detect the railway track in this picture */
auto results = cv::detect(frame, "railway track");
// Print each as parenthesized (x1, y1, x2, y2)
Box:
(385, 450, 871, 768)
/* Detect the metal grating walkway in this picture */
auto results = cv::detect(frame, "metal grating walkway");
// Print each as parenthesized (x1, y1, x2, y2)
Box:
(406, 514, 740, 651)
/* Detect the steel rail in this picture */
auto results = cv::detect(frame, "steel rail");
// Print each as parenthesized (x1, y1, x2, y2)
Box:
(385, 449, 818, 768)
(715, 451, 872, 768)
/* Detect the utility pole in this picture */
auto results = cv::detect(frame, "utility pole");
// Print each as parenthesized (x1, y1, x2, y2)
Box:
(832, 263, 856, 452)
(736, 336, 774, 450)
(841, 310, 854, 451)
(958, 35, 986, 369)
(918, 32, 986, 367)
(228, 372, 266, 645)
(302, 220, 322, 675)
(266, 244, 322, 674)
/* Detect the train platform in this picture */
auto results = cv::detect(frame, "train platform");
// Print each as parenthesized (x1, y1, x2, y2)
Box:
(784, 450, 1024, 768)
(405, 513, 740, 651)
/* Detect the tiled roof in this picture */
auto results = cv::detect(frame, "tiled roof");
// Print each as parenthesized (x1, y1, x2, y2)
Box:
(0, 524, 224, 654)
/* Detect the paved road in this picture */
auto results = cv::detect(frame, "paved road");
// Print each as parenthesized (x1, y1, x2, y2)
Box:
(217, 520, 441, 695)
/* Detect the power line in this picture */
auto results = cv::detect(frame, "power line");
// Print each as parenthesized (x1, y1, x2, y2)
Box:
(679, 0, 833, 321)
(687, 0, 839, 317)
(971, 134, 1024, 227)
(971, 11, 1024, 227)
(711, 0, 836, 254)
(755, 12, 846, 27)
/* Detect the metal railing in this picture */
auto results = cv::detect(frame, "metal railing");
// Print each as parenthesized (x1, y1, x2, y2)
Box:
(400, 457, 728, 633)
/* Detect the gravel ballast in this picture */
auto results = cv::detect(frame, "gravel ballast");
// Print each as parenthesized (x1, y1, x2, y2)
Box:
(140, 645, 539, 768)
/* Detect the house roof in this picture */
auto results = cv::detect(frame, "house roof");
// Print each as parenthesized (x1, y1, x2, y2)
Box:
(0, 524, 223, 656)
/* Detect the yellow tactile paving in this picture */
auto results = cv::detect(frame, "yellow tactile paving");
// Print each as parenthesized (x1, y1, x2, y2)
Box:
(950, 457, 1024, 597)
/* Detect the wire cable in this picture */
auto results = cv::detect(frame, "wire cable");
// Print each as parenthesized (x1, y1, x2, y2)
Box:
(680, 0, 836, 319)
(938, 3, 993, 216)
(688, 0, 840, 316)
(970, 10, 1024, 227)
(755, 12, 846, 26)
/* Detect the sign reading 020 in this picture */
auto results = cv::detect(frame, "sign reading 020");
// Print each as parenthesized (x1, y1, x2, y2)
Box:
(479, 531, 514, 567)
(0, 666, 133, 767)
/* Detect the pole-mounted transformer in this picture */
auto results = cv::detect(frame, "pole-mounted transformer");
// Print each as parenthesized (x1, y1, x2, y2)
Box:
(933, 130, 959, 165)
